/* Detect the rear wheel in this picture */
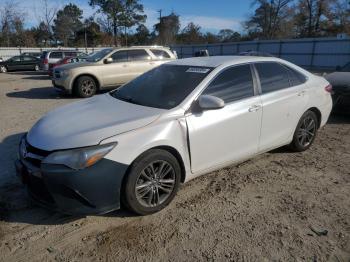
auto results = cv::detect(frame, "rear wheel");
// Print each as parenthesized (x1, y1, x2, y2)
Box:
(34, 64, 39, 71)
(0, 65, 7, 73)
(289, 110, 318, 152)
(123, 149, 181, 215)
(75, 76, 97, 98)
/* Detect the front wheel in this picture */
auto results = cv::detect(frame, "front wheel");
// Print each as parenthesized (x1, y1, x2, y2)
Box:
(0, 66, 7, 73)
(123, 149, 181, 215)
(75, 76, 97, 98)
(289, 110, 318, 152)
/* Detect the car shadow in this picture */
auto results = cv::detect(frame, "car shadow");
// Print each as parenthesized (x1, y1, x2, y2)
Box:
(0, 132, 137, 225)
(6, 87, 74, 100)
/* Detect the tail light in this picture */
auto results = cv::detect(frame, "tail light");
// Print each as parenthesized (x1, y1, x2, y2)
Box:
(43, 58, 48, 64)
(325, 84, 333, 93)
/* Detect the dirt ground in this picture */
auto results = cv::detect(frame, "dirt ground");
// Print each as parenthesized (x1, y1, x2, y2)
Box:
(0, 71, 349, 262)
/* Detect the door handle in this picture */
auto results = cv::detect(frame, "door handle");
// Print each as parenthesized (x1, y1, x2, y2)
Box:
(248, 105, 261, 112)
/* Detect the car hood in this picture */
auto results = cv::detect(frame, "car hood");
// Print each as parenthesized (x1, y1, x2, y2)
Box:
(27, 94, 165, 151)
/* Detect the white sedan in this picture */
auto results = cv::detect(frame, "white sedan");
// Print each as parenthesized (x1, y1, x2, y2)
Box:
(16, 56, 333, 215)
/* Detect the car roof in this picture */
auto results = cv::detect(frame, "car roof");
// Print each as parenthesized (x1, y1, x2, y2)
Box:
(168, 56, 284, 68)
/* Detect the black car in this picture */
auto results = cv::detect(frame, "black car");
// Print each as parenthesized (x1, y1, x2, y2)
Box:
(0, 55, 40, 73)
(325, 62, 350, 107)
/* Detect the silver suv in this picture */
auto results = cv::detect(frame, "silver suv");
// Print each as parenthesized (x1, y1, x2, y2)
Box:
(52, 46, 177, 98)
(40, 50, 87, 71)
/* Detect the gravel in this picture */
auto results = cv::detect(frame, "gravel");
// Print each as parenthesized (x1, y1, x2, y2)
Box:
(0, 71, 349, 261)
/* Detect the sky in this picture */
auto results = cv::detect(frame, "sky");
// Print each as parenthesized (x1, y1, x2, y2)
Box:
(1, 0, 253, 33)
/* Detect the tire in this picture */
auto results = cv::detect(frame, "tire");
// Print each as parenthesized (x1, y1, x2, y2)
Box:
(123, 149, 181, 215)
(289, 110, 318, 152)
(75, 76, 97, 98)
(0, 66, 7, 73)
(34, 64, 39, 71)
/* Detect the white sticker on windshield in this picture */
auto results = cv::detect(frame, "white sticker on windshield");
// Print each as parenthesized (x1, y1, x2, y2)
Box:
(186, 67, 210, 74)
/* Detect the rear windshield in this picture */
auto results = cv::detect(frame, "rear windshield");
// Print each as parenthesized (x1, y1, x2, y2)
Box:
(111, 65, 213, 109)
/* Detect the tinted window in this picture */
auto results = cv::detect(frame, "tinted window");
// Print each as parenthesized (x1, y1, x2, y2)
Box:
(128, 49, 150, 61)
(111, 65, 213, 109)
(49, 52, 63, 59)
(11, 56, 21, 62)
(286, 66, 307, 86)
(203, 65, 254, 103)
(255, 62, 290, 94)
(23, 56, 35, 61)
(111, 51, 128, 62)
(151, 49, 171, 59)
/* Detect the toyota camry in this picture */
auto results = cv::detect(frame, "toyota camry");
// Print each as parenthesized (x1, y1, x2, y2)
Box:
(15, 56, 333, 215)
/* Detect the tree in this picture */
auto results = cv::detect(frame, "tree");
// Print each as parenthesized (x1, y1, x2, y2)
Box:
(34, 0, 58, 44)
(154, 12, 180, 45)
(53, 4, 83, 46)
(133, 24, 150, 44)
(90, 0, 124, 46)
(76, 17, 103, 47)
(119, 0, 146, 46)
(294, 0, 337, 37)
(178, 22, 204, 44)
(0, 1, 26, 47)
(203, 32, 220, 43)
(218, 29, 241, 42)
(246, 0, 294, 39)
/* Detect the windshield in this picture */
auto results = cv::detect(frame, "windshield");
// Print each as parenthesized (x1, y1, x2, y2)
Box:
(86, 48, 113, 62)
(111, 64, 213, 109)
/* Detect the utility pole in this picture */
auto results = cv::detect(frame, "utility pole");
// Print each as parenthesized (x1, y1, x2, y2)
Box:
(84, 23, 88, 53)
(157, 9, 162, 45)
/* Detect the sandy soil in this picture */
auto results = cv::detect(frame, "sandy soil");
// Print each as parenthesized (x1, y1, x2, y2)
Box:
(0, 72, 349, 262)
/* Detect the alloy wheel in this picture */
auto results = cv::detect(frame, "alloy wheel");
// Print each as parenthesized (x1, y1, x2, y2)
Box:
(1, 66, 7, 73)
(135, 160, 176, 208)
(297, 116, 316, 147)
(34, 65, 39, 71)
(81, 79, 95, 96)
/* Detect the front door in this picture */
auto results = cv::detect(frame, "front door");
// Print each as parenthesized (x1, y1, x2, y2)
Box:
(186, 64, 262, 174)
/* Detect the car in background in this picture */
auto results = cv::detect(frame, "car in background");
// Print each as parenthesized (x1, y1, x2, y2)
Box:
(0, 55, 40, 73)
(239, 50, 274, 57)
(22, 52, 42, 59)
(48, 56, 88, 77)
(324, 62, 350, 107)
(16, 56, 332, 215)
(194, 50, 209, 57)
(52, 46, 177, 98)
(40, 50, 87, 71)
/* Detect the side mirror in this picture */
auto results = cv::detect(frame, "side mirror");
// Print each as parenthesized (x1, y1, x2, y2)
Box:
(198, 95, 225, 110)
(104, 57, 113, 64)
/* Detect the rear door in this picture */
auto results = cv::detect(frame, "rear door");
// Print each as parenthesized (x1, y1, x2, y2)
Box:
(186, 64, 262, 173)
(254, 62, 309, 152)
(125, 49, 154, 80)
(48, 52, 63, 66)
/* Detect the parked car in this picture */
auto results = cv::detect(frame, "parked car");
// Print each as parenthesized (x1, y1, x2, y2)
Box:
(194, 49, 209, 57)
(0, 55, 40, 73)
(48, 56, 87, 77)
(40, 50, 87, 71)
(22, 52, 42, 59)
(15, 56, 332, 215)
(324, 62, 350, 107)
(52, 46, 177, 98)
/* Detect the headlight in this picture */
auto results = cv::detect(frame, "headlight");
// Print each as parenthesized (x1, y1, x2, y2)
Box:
(60, 69, 69, 77)
(43, 143, 117, 170)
